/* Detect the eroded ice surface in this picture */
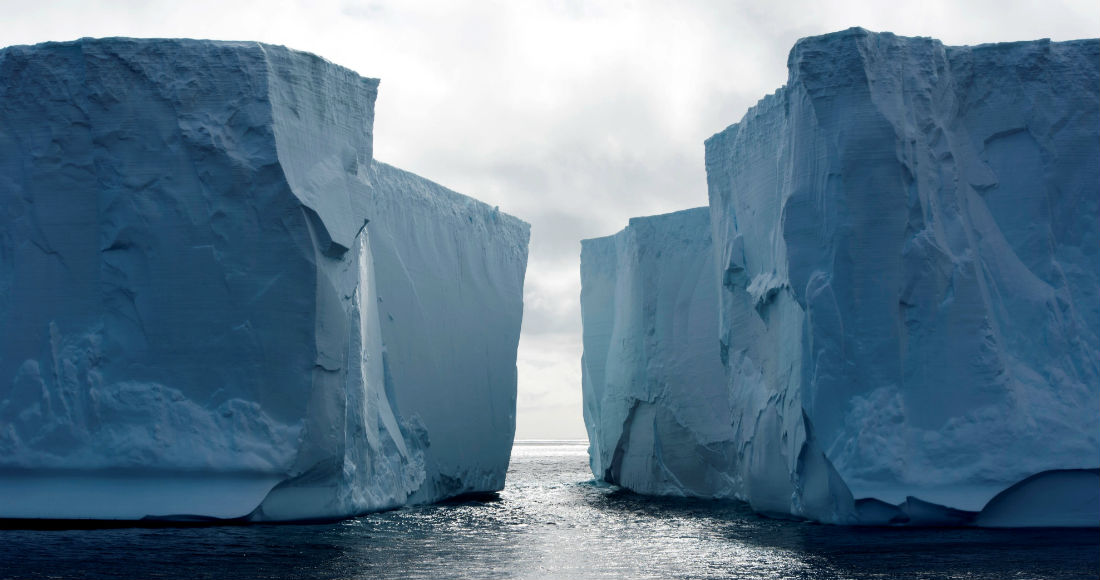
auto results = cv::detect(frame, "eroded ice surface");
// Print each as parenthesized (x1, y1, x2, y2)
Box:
(583, 29, 1099, 526)
(581, 209, 729, 495)
(581, 208, 853, 523)
(361, 161, 529, 506)
(0, 38, 529, 521)
(705, 28, 1099, 518)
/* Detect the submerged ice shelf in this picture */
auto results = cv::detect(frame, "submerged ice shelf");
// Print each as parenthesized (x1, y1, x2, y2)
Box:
(582, 29, 1099, 527)
(0, 38, 529, 521)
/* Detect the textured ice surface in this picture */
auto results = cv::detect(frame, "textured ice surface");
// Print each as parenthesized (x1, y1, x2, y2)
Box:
(581, 208, 853, 523)
(361, 161, 528, 505)
(0, 38, 529, 521)
(581, 209, 730, 495)
(583, 29, 1099, 526)
(705, 28, 1099, 518)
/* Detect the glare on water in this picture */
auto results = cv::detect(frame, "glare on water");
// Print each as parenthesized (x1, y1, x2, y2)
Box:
(0, 442, 1096, 580)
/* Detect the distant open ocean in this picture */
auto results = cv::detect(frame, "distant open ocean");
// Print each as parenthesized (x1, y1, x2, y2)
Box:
(1, 441, 1097, 579)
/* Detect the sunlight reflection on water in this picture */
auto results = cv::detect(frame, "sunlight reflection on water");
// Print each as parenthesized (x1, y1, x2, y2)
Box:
(1, 442, 1096, 579)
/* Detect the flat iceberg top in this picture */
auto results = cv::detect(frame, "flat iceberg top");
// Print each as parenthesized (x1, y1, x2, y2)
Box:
(581, 206, 710, 247)
(711, 27, 1099, 144)
(369, 161, 530, 247)
(1, 36, 377, 83)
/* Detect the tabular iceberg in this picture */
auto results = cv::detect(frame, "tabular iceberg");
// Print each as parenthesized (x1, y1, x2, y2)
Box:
(583, 29, 1099, 526)
(581, 208, 853, 523)
(581, 209, 736, 497)
(360, 161, 528, 507)
(0, 38, 529, 521)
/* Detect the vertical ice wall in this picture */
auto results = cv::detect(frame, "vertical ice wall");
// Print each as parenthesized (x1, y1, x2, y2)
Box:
(0, 38, 529, 521)
(585, 209, 849, 521)
(582, 29, 1098, 526)
(582, 209, 729, 494)
(361, 161, 529, 503)
(581, 208, 853, 522)
(705, 29, 1100, 513)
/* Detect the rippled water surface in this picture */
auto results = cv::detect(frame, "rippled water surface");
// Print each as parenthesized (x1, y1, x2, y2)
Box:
(1, 442, 1097, 579)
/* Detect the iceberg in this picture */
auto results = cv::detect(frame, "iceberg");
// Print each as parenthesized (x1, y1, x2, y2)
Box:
(581, 208, 853, 523)
(583, 29, 1099, 526)
(581, 209, 734, 497)
(358, 161, 528, 507)
(0, 38, 529, 521)
(975, 469, 1100, 528)
(707, 28, 1099, 520)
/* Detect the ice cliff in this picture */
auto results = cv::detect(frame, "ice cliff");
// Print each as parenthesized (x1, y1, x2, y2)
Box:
(581, 208, 852, 523)
(583, 29, 1099, 526)
(0, 38, 529, 521)
(581, 209, 733, 497)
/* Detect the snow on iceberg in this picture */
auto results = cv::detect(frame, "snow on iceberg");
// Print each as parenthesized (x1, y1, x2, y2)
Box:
(583, 29, 1099, 526)
(0, 38, 529, 521)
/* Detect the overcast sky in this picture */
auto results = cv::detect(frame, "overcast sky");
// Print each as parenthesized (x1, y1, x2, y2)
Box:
(2, 0, 1095, 439)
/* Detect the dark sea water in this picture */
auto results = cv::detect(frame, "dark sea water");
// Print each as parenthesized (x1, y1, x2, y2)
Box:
(1, 442, 1097, 579)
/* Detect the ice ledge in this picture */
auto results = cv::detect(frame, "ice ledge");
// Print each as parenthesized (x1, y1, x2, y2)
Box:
(0, 471, 284, 520)
(852, 469, 1100, 528)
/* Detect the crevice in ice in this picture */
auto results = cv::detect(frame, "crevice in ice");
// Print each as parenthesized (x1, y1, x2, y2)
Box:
(604, 399, 640, 485)
(301, 205, 349, 258)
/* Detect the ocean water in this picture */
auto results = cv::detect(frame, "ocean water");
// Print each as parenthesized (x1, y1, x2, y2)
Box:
(1, 442, 1096, 579)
